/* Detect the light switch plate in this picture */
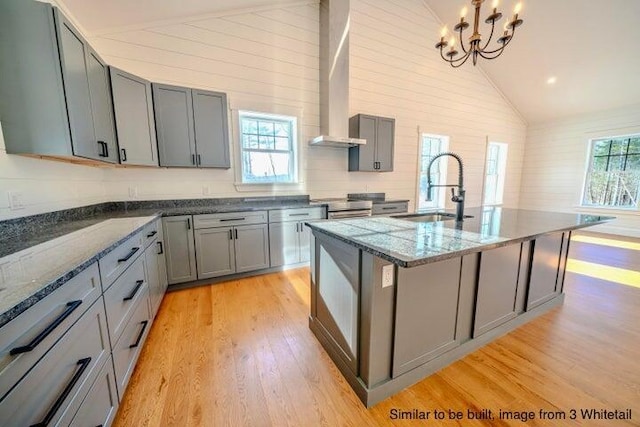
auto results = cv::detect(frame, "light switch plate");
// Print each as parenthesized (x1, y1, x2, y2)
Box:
(382, 264, 394, 288)
(8, 191, 25, 210)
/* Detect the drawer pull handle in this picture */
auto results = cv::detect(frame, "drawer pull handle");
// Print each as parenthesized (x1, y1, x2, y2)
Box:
(146, 231, 157, 238)
(289, 213, 309, 217)
(123, 280, 144, 302)
(10, 300, 82, 356)
(234, 229, 238, 239)
(129, 320, 149, 349)
(382, 207, 397, 210)
(30, 357, 92, 427)
(220, 218, 245, 222)
(118, 247, 140, 263)
(157, 241, 164, 255)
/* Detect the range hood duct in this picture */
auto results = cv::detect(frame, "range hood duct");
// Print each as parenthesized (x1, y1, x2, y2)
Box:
(309, 0, 365, 147)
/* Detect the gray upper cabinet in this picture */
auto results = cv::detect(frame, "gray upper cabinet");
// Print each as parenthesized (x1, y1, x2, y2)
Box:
(152, 83, 230, 168)
(0, 1, 118, 163)
(109, 67, 159, 166)
(192, 90, 230, 168)
(162, 216, 197, 284)
(348, 114, 395, 172)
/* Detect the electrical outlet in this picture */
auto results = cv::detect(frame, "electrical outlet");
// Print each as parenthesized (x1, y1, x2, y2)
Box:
(128, 187, 138, 199)
(8, 191, 25, 210)
(382, 264, 394, 288)
(202, 186, 210, 196)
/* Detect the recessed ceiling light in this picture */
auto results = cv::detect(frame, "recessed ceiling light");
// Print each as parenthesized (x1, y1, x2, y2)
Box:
(547, 76, 557, 85)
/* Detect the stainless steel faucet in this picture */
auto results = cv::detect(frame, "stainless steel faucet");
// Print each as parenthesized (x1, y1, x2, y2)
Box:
(426, 152, 466, 221)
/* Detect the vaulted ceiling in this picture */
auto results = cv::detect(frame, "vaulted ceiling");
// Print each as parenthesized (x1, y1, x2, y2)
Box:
(60, 0, 640, 124)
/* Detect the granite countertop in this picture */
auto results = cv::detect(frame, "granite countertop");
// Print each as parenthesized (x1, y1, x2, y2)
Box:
(306, 207, 614, 267)
(0, 215, 158, 328)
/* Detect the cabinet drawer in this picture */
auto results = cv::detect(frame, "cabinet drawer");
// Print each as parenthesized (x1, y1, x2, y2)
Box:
(69, 356, 118, 427)
(142, 219, 160, 249)
(194, 210, 267, 229)
(372, 202, 408, 215)
(0, 299, 110, 426)
(268, 207, 325, 223)
(112, 292, 151, 399)
(103, 256, 148, 345)
(99, 231, 144, 291)
(0, 263, 101, 400)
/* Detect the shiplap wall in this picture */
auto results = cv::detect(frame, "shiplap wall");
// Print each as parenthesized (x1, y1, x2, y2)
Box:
(520, 104, 640, 236)
(345, 0, 527, 209)
(0, 0, 526, 220)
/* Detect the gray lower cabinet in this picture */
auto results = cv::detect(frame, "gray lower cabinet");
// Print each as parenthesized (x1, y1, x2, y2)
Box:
(0, 1, 119, 163)
(153, 83, 230, 168)
(269, 222, 311, 266)
(348, 114, 395, 172)
(163, 216, 197, 284)
(0, 299, 111, 426)
(109, 67, 159, 166)
(527, 232, 566, 310)
(69, 357, 119, 427)
(195, 224, 269, 279)
(145, 229, 168, 317)
(473, 243, 523, 337)
(393, 257, 462, 377)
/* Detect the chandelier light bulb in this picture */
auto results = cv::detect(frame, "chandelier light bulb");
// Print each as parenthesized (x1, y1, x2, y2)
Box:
(460, 6, 468, 18)
(492, 0, 499, 8)
(441, 26, 448, 38)
(514, 2, 522, 14)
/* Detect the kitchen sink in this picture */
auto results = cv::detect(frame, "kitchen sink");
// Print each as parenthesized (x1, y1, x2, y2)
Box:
(394, 212, 473, 222)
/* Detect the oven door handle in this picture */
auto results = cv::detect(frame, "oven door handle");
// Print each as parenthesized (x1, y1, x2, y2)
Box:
(328, 209, 372, 219)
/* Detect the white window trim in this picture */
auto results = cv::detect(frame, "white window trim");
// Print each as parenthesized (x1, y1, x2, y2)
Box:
(482, 141, 508, 206)
(230, 102, 304, 192)
(416, 133, 449, 211)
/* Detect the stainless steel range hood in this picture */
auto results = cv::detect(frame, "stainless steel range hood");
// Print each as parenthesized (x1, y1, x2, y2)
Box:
(309, 0, 366, 148)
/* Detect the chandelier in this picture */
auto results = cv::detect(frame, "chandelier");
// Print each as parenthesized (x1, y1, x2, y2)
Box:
(435, 0, 523, 67)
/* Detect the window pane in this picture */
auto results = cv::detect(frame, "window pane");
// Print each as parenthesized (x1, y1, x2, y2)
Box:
(629, 138, 640, 153)
(592, 141, 611, 157)
(242, 152, 292, 183)
(275, 137, 289, 151)
(275, 123, 290, 137)
(592, 156, 608, 171)
(610, 139, 626, 155)
(258, 135, 275, 150)
(258, 121, 275, 136)
(242, 119, 258, 135)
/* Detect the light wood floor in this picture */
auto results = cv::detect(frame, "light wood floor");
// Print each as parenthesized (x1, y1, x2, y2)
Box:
(114, 242, 640, 426)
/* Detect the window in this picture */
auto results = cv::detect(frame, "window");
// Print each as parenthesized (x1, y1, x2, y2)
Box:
(238, 111, 297, 184)
(483, 142, 508, 205)
(582, 135, 640, 208)
(417, 134, 449, 210)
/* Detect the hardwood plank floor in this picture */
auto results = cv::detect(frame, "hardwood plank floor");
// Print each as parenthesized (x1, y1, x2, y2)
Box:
(114, 245, 640, 426)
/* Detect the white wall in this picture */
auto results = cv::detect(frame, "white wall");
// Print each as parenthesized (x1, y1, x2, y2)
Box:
(0, 125, 108, 220)
(519, 104, 640, 236)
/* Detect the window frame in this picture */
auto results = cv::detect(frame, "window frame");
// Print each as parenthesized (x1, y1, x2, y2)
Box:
(237, 110, 299, 185)
(580, 133, 640, 210)
(482, 141, 508, 206)
(416, 133, 449, 211)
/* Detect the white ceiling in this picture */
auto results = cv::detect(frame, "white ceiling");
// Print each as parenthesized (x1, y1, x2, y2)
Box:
(61, 0, 640, 124)
(424, 0, 640, 123)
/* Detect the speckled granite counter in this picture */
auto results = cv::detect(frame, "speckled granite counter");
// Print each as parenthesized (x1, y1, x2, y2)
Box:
(306, 207, 613, 267)
(0, 216, 158, 328)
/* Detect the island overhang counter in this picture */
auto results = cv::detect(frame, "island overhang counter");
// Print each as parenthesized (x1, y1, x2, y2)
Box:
(305, 207, 613, 407)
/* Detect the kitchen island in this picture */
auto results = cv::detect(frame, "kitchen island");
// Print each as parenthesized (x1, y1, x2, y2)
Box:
(305, 207, 613, 407)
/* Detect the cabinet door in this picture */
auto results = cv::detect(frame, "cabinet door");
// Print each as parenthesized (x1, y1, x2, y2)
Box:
(527, 232, 564, 310)
(162, 216, 197, 284)
(194, 227, 236, 279)
(110, 67, 158, 166)
(156, 225, 169, 297)
(269, 222, 299, 267)
(152, 84, 197, 167)
(192, 89, 230, 168)
(299, 222, 312, 263)
(144, 243, 161, 317)
(474, 243, 522, 337)
(54, 10, 98, 160)
(348, 114, 376, 171)
(375, 117, 394, 172)
(85, 48, 118, 163)
(234, 224, 270, 273)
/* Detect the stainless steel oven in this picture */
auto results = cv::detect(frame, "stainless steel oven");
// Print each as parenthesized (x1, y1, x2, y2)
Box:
(310, 198, 373, 219)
